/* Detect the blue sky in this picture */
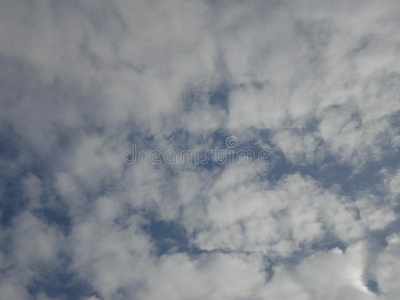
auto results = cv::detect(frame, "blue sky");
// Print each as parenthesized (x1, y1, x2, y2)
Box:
(1, 0, 400, 299)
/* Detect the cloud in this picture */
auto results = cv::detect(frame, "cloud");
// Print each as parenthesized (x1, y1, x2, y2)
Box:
(259, 242, 376, 300)
(376, 234, 400, 300)
(0, 0, 400, 299)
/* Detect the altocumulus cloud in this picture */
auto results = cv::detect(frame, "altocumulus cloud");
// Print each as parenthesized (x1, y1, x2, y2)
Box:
(0, 0, 400, 299)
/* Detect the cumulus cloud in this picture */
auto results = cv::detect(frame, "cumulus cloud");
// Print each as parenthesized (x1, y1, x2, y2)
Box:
(0, 0, 400, 299)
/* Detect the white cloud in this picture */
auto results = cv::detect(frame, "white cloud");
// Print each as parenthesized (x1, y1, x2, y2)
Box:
(259, 242, 376, 300)
(376, 234, 400, 300)
(1, 0, 400, 299)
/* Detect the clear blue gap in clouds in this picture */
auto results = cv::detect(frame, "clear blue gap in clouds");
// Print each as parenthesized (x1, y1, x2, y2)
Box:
(27, 265, 99, 300)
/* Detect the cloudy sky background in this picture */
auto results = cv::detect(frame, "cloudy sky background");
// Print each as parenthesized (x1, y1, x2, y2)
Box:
(1, 0, 400, 299)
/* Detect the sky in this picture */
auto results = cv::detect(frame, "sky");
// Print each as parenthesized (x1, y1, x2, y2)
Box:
(0, 0, 400, 299)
